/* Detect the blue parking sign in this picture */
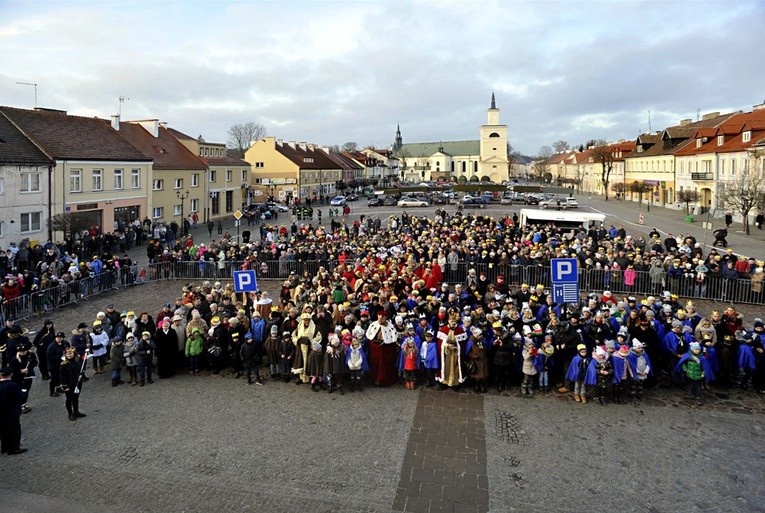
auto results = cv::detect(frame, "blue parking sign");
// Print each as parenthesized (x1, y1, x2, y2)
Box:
(233, 270, 258, 293)
(551, 258, 578, 283)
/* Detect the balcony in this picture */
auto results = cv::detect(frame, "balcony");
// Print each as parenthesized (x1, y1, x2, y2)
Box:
(691, 173, 714, 181)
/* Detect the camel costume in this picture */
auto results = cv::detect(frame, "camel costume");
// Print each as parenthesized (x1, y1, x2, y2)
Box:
(291, 313, 322, 383)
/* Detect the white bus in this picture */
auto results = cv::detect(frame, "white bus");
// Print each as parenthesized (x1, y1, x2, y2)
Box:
(519, 208, 606, 229)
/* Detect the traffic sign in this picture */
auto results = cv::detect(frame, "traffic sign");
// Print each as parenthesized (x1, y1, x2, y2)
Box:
(552, 283, 580, 304)
(233, 270, 258, 293)
(551, 258, 578, 283)
(639, 213, 644, 225)
(233, 209, 243, 220)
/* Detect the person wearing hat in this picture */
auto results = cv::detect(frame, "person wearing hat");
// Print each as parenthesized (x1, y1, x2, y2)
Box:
(0, 366, 26, 454)
(291, 313, 322, 384)
(661, 320, 687, 388)
(60, 346, 87, 420)
(89, 321, 109, 375)
(32, 319, 56, 380)
(564, 344, 591, 403)
(155, 318, 178, 380)
(627, 339, 652, 400)
(135, 331, 156, 386)
(675, 342, 712, 404)
(9, 339, 37, 414)
(366, 311, 400, 387)
(264, 325, 281, 380)
(70, 322, 90, 360)
(109, 336, 126, 387)
(47, 332, 68, 397)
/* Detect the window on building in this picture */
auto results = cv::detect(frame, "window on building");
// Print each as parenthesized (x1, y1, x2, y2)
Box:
(241, 169, 247, 181)
(191, 173, 199, 187)
(255, 162, 264, 168)
(20, 211, 41, 233)
(743, 131, 751, 143)
(696, 139, 702, 148)
(190, 199, 199, 212)
(225, 190, 233, 212)
(20, 171, 41, 192)
(114, 169, 123, 189)
(174, 178, 183, 189)
(173, 204, 182, 216)
(0, 177, 5, 194)
(209, 170, 216, 182)
(204, 148, 209, 156)
(70, 169, 82, 192)
(153, 179, 164, 191)
(226, 170, 232, 182)
(0, 220, 4, 236)
(731, 159, 737, 176)
(717, 135, 724, 146)
(92, 169, 103, 191)
(720, 160, 725, 175)
(152, 207, 163, 218)
(131, 169, 141, 188)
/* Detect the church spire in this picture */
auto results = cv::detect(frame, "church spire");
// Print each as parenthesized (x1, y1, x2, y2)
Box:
(394, 123, 403, 152)
(490, 91, 496, 110)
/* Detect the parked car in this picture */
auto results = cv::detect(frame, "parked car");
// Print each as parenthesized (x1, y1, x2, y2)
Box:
(524, 194, 540, 205)
(367, 197, 383, 207)
(432, 194, 448, 204)
(265, 202, 289, 212)
(330, 196, 347, 206)
(398, 197, 429, 207)
(383, 196, 398, 206)
(462, 196, 488, 208)
(539, 197, 579, 209)
(500, 192, 525, 204)
(345, 193, 359, 201)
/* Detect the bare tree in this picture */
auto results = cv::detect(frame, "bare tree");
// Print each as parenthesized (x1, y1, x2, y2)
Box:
(629, 182, 653, 205)
(552, 140, 570, 153)
(677, 190, 700, 215)
(590, 140, 614, 201)
(50, 212, 91, 237)
(227, 122, 267, 157)
(341, 142, 358, 152)
(532, 145, 553, 182)
(723, 149, 765, 235)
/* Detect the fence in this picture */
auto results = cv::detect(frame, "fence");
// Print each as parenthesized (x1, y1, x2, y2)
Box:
(2, 259, 762, 323)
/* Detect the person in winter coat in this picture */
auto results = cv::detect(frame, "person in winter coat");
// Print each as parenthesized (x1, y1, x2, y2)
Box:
(240, 333, 263, 385)
(323, 334, 346, 394)
(32, 319, 56, 380)
(154, 319, 178, 379)
(109, 336, 125, 387)
(520, 340, 538, 396)
(88, 321, 109, 375)
(468, 328, 489, 393)
(345, 336, 369, 392)
(264, 325, 281, 380)
(279, 331, 295, 383)
(306, 341, 324, 392)
(133, 312, 156, 339)
(185, 328, 205, 376)
(419, 330, 440, 388)
(136, 331, 155, 386)
(123, 333, 139, 386)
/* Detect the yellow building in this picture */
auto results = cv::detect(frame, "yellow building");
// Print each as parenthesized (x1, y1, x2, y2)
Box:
(244, 138, 340, 203)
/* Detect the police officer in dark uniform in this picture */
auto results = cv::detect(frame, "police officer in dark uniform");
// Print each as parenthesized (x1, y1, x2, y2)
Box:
(60, 346, 86, 421)
(0, 317, 17, 367)
(0, 366, 26, 454)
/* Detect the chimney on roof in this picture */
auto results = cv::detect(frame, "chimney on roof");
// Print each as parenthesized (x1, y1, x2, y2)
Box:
(159, 121, 167, 128)
(111, 114, 120, 131)
(322, 147, 330, 154)
(679, 119, 692, 126)
(702, 112, 721, 120)
(276, 138, 283, 146)
(298, 142, 307, 151)
(137, 119, 160, 138)
(754, 101, 765, 111)
(287, 141, 296, 149)
(308, 144, 315, 151)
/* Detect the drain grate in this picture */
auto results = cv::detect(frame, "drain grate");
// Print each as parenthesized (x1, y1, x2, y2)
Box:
(493, 411, 527, 445)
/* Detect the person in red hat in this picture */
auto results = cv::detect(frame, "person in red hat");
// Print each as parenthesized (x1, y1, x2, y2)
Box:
(365, 311, 399, 386)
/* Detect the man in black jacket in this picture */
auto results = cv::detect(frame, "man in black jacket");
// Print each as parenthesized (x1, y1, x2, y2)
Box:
(60, 347, 87, 421)
(0, 366, 26, 454)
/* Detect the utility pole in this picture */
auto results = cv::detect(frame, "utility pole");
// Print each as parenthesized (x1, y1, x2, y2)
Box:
(17, 82, 37, 108)
(119, 96, 129, 116)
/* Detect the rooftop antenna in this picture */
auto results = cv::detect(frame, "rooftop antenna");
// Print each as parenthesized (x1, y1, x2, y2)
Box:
(17, 81, 38, 108)
(696, 108, 700, 121)
(119, 96, 129, 117)
(648, 109, 652, 133)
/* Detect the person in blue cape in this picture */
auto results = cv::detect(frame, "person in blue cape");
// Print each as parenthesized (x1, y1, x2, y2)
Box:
(626, 339, 652, 400)
(661, 320, 687, 387)
(753, 319, 765, 394)
(564, 344, 590, 403)
(585, 346, 613, 405)
(676, 342, 713, 403)
(419, 330, 440, 388)
(610, 344, 631, 403)
(345, 336, 369, 392)
(737, 331, 756, 390)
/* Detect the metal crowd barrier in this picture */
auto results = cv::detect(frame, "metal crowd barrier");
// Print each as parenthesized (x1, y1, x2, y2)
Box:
(2, 259, 762, 323)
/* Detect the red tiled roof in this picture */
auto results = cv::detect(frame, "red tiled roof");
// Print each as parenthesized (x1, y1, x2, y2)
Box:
(118, 123, 207, 170)
(0, 112, 53, 165)
(675, 109, 765, 157)
(0, 106, 149, 162)
(276, 142, 340, 170)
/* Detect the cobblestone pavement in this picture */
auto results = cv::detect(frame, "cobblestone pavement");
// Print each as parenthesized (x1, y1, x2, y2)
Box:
(3, 283, 765, 512)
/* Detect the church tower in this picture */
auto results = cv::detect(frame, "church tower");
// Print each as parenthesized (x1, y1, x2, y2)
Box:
(479, 92, 509, 182)
(393, 123, 403, 152)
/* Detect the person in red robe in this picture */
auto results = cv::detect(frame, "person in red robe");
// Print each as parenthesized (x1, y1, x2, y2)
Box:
(365, 312, 400, 386)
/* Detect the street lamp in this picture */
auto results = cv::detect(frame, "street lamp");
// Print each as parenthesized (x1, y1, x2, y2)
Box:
(176, 189, 190, 237)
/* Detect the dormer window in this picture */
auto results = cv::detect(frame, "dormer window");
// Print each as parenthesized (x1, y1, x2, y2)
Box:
(303, 157, 314, 163)
(696, 139, 703, 148)
(717, 135, 724, 146)
(743, 131, 751, 142)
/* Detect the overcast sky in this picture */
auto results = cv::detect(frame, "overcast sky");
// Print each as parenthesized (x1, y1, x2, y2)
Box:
(1, 0, 763, 155)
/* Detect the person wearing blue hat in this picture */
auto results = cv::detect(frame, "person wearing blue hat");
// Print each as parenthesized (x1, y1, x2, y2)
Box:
(0, 366, 26, 454)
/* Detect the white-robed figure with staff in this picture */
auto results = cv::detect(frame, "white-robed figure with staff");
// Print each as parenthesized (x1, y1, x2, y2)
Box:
(291, 312, 322, 384)
(436, 310, 467, 389)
